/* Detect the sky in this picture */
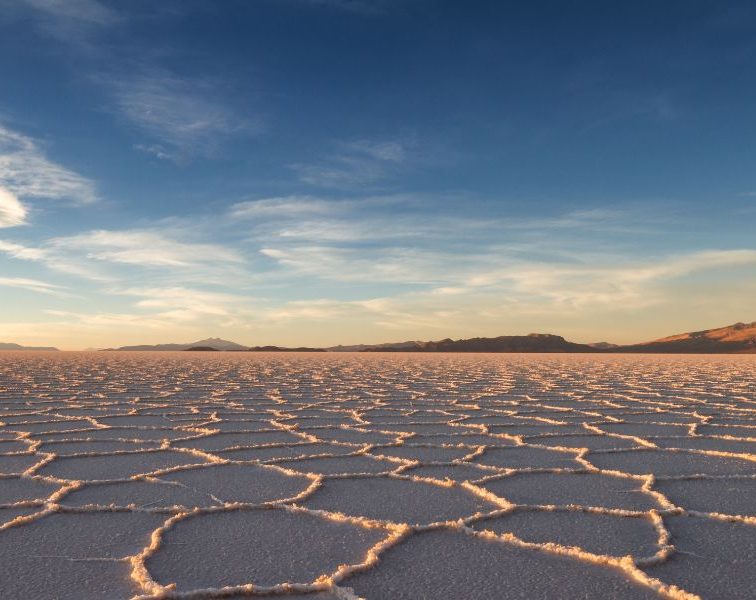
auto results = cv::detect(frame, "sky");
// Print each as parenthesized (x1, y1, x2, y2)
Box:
(0, 0, 755, 350)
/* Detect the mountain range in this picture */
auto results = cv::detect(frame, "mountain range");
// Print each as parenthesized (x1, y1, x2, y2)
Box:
(5, 321, 754, 354)
(107, 338, 249, 352)
(360, 322, 756, 354)
(358, 334, 596, 353)
(617, 321, 756, 353)
(0, 343, 59, 351)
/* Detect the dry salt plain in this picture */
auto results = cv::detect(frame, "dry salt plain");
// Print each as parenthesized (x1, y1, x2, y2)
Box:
(0, 353, 754, 600)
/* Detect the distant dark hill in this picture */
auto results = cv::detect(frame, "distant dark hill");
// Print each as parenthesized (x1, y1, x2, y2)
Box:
(0, 342, 59, 351)
(620, 321, 756, 354)
(184, 346, 220, 352)
(114, 337, 248, 351)
(248, 346, 326, 352)
(362, 334, 598, 353)
(327, 341, 422, 352)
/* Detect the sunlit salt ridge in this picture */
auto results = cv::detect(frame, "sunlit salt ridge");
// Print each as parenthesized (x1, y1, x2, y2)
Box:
(0, 352, 754, 599)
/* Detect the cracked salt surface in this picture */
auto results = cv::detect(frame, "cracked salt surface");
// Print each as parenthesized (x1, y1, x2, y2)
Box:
(0, 352, 754, 599)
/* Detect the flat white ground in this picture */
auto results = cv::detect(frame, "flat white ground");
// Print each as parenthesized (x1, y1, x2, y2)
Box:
(0, 352, 754, 599)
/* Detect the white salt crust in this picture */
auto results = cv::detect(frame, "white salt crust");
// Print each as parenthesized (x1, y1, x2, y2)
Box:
(0, 352, 753, 599)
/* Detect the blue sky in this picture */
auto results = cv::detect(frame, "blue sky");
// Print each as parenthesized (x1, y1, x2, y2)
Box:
(1, 0, 755, 349)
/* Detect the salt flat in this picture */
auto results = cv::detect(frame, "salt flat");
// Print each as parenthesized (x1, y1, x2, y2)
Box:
(0, 352, 754, 599)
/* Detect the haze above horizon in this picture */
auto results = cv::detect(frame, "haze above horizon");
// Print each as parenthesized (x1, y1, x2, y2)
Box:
(1, 1, 755, 350)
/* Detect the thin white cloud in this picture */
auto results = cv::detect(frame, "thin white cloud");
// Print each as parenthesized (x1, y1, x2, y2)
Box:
(14, 0, 120, 50)
(0, 239, 45, 260)
(343, 139, 406, 162)
(43, 285, 258, 331)
(461, 249, 756, 310)
(110, 286, 250, 322)
(106, 70, 257, 160)
(302, 0, 391, 15)
(290, 137, 410, 188)
(0, 276, 63, 295)
(230, 196, 339, 219)
(0, 124, 97, 205)
(50, 229, 244, 268)
(21, 0, 118, 26)
(0, 187, 27, 228)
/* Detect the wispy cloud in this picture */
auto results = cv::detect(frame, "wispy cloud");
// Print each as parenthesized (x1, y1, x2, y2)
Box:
(21, 0, 118, 26)
(1, 226, 246, 289)
(105, 70, 257, 161)
(110, 286, 249, 321)
(0, 237, 105, 279)
(43, 285, 257, 332)
(456, 249, 756, 310)
(50, 229, 244, 268)
(230, 196, 339, 219)
(14, 0, 120, 46)
(300, 0, 392, 15)
(0, 239, 44, 260)
(290, 137, 411, 188)
(0, 124, 97, 205)
(0, 276, 63, 295)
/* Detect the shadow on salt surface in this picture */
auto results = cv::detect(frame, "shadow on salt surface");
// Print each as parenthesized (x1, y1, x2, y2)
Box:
(60, 478, 219, 508)
(37, 439, 162, 454)
(1, 506, 41, 525)
(96, 414, 179, 427)
(487, 424, 589, 436)
(160, 463, 314, 502)
(0, 454, 45, 474)
(652, 436, 756, 454)
(302, 428, 400, 445)
(473, 509, 660, 558)
(342, 528, 659, 600)
(586, 449, 756, 476)
(525, 433, 640, 450)
(216, 442, 356, 461)
(0, 439, 32, 452)
(360, 423, 473, 435)
(0, 476, 60, 503)
(302, 476, 498, 525)
(37, 449, 211, 481)
(643, 515, 756, 599)
(476, 446, 580, 469)
(698, 424, 756, 438)
(0, 511, 166, 600)
(35, 427, 193, 442)
(619, 412, 700, 425)
(369, 445, 471, 462)
(146, 508, 389, 590)
(654, 478, 756, 516)
(598, 423, 692, 437)
(483, 472, 660, 511)
(196, 419, 285, 432)
(174, 430, 304, 451)
(368, 414, 456, 425)
(409, 433, 517, 447)
(459, 415, 530, 426)
(6, 419, 94, 433)
(282, 416, 363, 428)
(276, 454, 399, 475)
(403, 463, 497, 483)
